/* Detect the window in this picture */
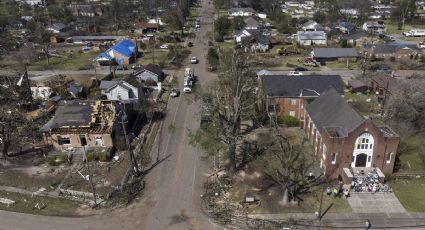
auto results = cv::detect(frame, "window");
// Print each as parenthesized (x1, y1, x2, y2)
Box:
(290, 99, 297, 105)
(352, 156, 355, 162)
(95, 136, 104, 146)
(289, 111, 296, 116)
(386, 152, 392, 163)
(368, 156, 371, 162)
(59, 136, 71, 145)
(331, 152, 337, 164)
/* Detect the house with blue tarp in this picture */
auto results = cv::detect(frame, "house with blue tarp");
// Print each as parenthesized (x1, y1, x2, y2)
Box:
(95, 39, 136, 65)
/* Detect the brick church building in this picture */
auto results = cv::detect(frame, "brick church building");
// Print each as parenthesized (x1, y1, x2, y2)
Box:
(303, 87, 400, 177)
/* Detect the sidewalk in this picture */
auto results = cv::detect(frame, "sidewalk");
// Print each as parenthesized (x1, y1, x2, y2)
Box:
(248, 212, 425, 229)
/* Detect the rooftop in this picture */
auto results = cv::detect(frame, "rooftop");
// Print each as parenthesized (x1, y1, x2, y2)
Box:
(306, 87, 364, 137)
(313, 48, 358, 58)
(261, 75, 344, 98)
(297, 31, 326, 40)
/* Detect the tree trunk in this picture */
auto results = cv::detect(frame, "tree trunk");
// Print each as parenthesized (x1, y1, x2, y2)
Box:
(281, 186, 289, 206)
(228, 143, 237, 175)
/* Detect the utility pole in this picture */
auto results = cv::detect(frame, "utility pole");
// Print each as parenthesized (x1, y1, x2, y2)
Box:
(82, 145, 98, 206)
(120, 107, 140, 175)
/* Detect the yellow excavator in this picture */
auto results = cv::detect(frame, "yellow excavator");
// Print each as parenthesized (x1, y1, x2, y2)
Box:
(276, 43, 300, 56)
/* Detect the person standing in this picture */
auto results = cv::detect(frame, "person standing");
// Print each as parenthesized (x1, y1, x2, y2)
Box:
(365, 219, 371, 230)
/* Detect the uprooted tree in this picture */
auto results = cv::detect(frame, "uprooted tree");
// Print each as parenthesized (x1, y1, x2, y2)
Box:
(190, 50, 258, 175)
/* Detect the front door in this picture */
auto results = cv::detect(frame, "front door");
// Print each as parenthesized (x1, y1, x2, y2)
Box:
(355, 153, 367, 167)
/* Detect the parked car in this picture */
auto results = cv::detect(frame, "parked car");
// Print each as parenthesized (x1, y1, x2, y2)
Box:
(195, 24, 200, 28)
(288, 71, 303, 76)
(294, 67, 308, 71)
(376, 67, 392, 74)
(187, 41, 193, 47)
(159, 44, 169, 49)
(170, 88, 180, 97)
(191, 57, 198, 64)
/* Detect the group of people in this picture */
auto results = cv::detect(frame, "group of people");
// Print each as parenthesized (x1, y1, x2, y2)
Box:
(326, 180, 350, 198)
(351, 170, 392, 193)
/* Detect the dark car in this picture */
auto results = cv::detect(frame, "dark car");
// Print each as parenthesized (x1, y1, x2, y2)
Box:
(187, 41, 193, 47)
(294, 67, 308, 71)
(374, 66, 392, 74)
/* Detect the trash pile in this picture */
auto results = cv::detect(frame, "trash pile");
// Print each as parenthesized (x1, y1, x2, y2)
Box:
(351, 169, 392, 193)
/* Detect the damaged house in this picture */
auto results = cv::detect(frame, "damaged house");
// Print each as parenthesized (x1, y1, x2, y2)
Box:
(41, 100, 117, 151)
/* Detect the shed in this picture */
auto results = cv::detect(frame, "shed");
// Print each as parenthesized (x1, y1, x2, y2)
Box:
(348, 80, 369, 93)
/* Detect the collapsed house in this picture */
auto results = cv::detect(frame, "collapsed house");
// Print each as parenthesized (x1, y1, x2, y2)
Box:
(41, 100, 117, 151)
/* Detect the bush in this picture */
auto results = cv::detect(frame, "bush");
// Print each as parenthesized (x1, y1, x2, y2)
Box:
(47, 153, 68, 166)
(86, 151, 110, 161)
(278, 115, 300, 127)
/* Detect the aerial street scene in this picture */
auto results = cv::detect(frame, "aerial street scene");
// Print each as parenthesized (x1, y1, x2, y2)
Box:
(1, 0, 425, 229)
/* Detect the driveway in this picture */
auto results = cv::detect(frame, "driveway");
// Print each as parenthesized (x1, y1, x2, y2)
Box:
(347, 193, 406, 213)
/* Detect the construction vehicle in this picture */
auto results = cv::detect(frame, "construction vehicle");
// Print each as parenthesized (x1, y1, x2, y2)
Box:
(276, 43, 300, 56)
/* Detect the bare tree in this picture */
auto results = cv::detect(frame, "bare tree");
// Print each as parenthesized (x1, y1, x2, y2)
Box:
(200, 50, 257, 175)
(263, 129, 319, 206)
(385, 78, 425, 135)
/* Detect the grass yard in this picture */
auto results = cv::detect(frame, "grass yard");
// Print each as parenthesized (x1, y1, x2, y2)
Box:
(27, 51, 99, 71)
(138, 50, 169, 66)
(0, 190, 81, 216)
(344, 91, 382, 117)
(217, 41, 235, 52)
(396, 136, 425, 173)
(389, 178, 425, 212)
(325, 61, 360, 70)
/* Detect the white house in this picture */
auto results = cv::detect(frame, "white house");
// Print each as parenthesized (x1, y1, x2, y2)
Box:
(362, 21, 386, 34)
(31, 87, 52, 100)
(257, 13, 267, 19)
(19, 0, 43, 7)
(228, 8, 254, 17)
(297, 31, 327, 46)
(46, 23, 67, 34)
(99, 81, 139, 101)
(302, 20, 324, 31)
(134, 64, 164, 83)
(234, 29, 255, 43)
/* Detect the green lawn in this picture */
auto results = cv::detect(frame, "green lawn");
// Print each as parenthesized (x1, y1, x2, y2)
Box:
(0, 190, 81, 216)
(217, 41, 235, 52)
(27, 51, 99, 71)
(325, 61, 360, 70)
(389, 178, 425, 212)
(397, 136, 425, 173)
(138, 50, 169, 66)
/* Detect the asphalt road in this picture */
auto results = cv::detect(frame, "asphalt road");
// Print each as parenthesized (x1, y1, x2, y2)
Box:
(139, 0, 220, 229)
(0, 0, 220, 230)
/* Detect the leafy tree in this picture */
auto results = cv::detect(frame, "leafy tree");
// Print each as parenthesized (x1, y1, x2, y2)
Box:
(278, 115, 300, 127)
(214, 16, 231, 41)
(270, 12, 293, 34)
(162, 9, 186, 35)
(206, 47, 219, 68)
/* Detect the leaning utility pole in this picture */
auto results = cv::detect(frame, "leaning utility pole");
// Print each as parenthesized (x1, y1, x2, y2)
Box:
(120, 108, 140, 176)
(82, 145, 98, 206)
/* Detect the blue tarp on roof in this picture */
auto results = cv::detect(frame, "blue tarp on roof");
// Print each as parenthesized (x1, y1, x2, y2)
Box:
(111, 39, 135, 57)
(96, 39, 135, 61)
